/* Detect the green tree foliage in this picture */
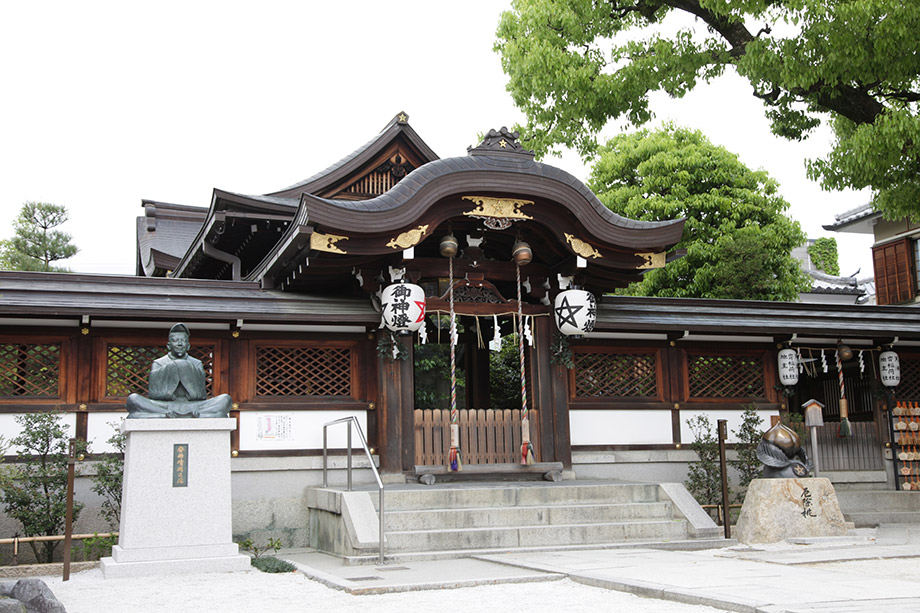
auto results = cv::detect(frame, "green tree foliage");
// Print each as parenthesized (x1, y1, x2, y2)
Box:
(807, 237, 840, 276)
(495, 0, 920, 221)
(490, 334, 523, 409)
(1, 413, 84, 563)
(587, 125, 810, 299)
(1, 202, 78, 272)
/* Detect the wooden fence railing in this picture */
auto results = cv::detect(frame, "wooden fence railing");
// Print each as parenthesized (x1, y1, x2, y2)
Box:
(815, 421, 884, 471)
(414, 408, 540, 466)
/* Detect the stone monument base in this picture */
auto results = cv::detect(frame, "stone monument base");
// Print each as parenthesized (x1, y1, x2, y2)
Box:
(734, 477, 853, 545)
(101, 418, 250, 578)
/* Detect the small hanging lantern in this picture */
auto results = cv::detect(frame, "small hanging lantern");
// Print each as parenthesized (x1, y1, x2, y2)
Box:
(381, 282, 426, 335)
(511, 239, 533, 266)
(553, 289, 596, 336)
(880, 349, 901, 387)
(777, 348, 799, 386)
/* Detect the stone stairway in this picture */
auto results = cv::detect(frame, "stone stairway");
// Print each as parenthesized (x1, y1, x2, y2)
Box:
(836, 490, 920, 527)
(306, 481, 723, 563)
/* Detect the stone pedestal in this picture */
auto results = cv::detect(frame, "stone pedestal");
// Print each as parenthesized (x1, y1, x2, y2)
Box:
(101, 418, 250, 578)
(734, 477, 852, 544)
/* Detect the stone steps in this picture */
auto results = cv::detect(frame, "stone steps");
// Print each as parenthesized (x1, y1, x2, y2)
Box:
(305, 481, 722, 560)
(384, 501, 673, 531)
(384, 519, 690, 552)
(836, 490, 920, 527)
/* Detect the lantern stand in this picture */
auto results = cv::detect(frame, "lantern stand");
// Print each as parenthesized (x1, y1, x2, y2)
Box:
(802, 399, 825, 477)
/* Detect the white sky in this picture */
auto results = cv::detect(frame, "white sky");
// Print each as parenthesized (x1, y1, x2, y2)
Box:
(0, 1, 873, 277)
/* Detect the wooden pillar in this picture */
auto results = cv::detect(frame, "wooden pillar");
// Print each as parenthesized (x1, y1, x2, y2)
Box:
(377, 334, 415, 475)
(530, 317, 571, 468)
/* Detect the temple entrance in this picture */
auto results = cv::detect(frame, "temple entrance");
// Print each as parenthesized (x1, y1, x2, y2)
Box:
(412, 315, 540, 467)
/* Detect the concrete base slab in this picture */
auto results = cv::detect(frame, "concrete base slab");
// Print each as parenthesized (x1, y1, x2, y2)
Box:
(100, 553, 251, 579)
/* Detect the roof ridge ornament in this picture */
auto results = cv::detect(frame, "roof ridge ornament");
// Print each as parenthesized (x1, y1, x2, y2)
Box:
(468, 127, 534, 157)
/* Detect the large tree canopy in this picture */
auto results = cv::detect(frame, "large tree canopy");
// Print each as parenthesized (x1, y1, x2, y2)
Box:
(588, 125, 810, 300)
(1, 202, 78, 272)
(496, 0, 920, 220)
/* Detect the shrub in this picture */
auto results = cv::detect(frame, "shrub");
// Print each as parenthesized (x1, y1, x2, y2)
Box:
(730, 405, 764, 501)
(685, 413, 726, 506)
(1, 412, 85, 563)
(90, 421, 125, 529)
(251, 556, 297, 573)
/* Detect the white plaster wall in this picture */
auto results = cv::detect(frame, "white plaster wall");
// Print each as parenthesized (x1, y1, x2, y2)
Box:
(0, 412, 77, 454)
(87, 412, 126, 453)
(238, 410, 367, 451)
(570, 409, 673, 445)
(679, 409, 778, 444)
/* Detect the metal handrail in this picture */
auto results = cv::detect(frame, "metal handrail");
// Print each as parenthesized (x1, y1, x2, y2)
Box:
(322, 416, 385, 564)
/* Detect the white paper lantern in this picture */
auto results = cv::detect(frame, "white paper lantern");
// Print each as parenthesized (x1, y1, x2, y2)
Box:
(553, 289, 596, 336)
(381, 282, 426, 334)
(777, 348, 799, 386)
(880, 350, 901, 387)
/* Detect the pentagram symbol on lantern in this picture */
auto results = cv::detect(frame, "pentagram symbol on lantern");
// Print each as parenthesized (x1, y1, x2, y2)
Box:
(554, 295, 583, 330)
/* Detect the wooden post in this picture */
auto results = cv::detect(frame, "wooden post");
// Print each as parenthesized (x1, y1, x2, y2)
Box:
(717, 420, 731, 539)
(62, 438, 76, 581)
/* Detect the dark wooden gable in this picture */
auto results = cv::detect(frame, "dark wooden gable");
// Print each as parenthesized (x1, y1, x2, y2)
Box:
(267, 112, 439, 201)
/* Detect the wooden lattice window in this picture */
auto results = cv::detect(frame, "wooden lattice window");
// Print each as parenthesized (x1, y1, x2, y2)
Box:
(899, 355, 920, 401)
(256, 346, 351, 397)
(106, 344, 215, 398)
(0, 343, 61, 398)
(687, 352, 765, 399)
(574, 351, 658, 398)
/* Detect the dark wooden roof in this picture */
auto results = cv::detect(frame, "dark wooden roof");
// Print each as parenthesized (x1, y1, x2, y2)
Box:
(268, 111, 439, 199)
(136, 200, 209, 277)
(596, 295, 920, 341)
(0, 272, 378, 325)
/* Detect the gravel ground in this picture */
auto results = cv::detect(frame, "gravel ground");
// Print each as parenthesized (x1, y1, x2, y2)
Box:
(40, 568, 723, 613)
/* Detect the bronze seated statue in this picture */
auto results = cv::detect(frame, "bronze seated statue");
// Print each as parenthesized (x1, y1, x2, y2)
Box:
(126, 323, 232, 419)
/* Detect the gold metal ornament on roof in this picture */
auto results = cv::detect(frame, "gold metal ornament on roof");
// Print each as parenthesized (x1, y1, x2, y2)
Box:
(636, 252, 666, 269)
(310, 232, 348, 254)
(564, 233, 602, 259)
(462, 196, 533, 231)
(386, 224, 430, 249)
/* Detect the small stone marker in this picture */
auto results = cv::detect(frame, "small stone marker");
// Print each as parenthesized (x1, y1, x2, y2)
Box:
(734, 477, 852, 544)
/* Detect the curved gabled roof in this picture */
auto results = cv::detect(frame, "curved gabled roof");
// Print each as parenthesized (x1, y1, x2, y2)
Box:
(291, 144, 684, 250)
(268, 111, 439, 199)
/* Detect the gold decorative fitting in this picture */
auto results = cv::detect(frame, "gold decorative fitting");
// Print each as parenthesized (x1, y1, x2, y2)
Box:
(675, 444, 681, 449)
(669, 340, 676, 347)
(231, 450, 239, 457)
(77, 454, 85, 462)
(386, 224, 430, 249)
(232, 402, 240, 410)
(368, 402, 376, 410)
(231, 330, 240, 338)
(564, 233, 602, 259)
(78, 404, 87, 411)
(462, 196, 534, 221)
(310, 231, 348, 254)
(673, 403, 680, 409)
(635, 252, 666, 269)
(80, 327, 90, 335)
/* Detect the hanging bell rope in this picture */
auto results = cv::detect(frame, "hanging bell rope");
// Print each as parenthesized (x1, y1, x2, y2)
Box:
(517, 264, 535, 465)
(447, 253, 462, 471)
(837, 350, 852, 438)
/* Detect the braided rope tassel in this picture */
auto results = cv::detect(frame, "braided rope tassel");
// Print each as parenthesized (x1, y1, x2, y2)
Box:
(448, 254, 462, 471)
(518, 264, 535, 465)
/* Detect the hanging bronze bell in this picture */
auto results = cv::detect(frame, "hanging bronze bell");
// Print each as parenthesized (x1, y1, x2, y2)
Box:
(512, 240, 533, 266)
(439, 234, 459, 258)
